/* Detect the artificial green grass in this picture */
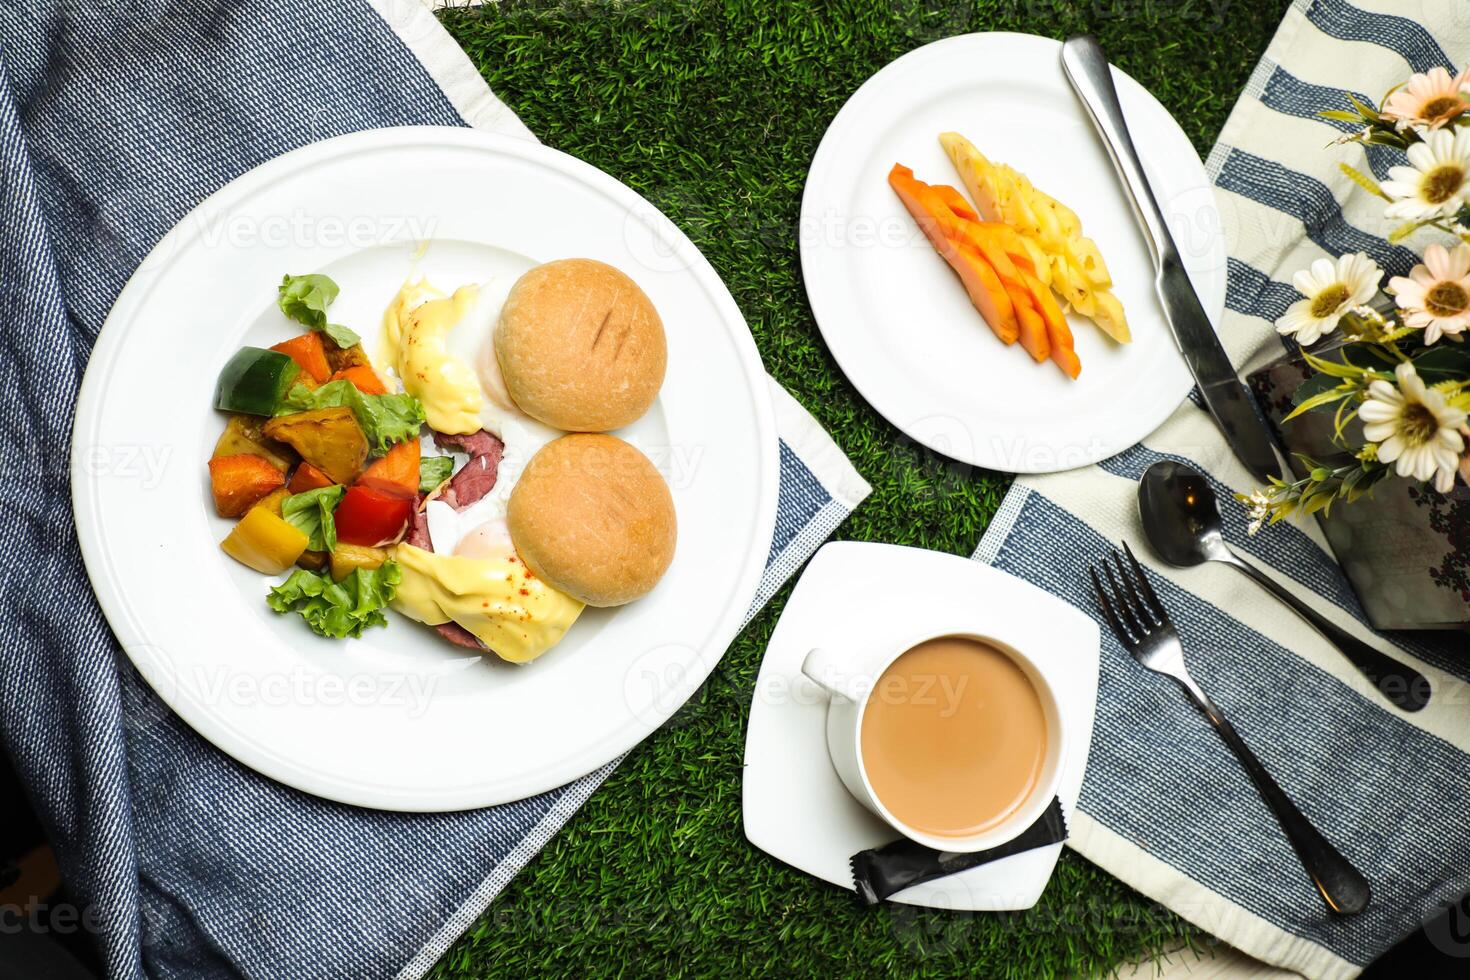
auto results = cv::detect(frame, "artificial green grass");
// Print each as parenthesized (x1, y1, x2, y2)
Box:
(431, 2, 1290, 976)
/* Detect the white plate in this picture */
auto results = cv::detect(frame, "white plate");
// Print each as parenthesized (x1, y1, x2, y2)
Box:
(799, 33, 1226, 473)
(742, 542, 1099, 909)
(72, 127, 778, 811)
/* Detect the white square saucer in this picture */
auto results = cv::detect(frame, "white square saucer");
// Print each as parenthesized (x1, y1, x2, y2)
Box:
(742, 541, 1100, 909)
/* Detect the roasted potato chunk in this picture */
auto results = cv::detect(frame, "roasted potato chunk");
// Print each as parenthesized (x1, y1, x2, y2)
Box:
(252, 487, 290, 518)
(261, 407, 368, 484)
(326, 341, 371, 373)
(213, 414, 297, 472)
(330, 543, 388, 582)
(296, 549, 330, 572)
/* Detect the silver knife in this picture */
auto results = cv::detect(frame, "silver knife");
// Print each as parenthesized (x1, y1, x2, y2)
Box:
(1060, 35, 1282, 483)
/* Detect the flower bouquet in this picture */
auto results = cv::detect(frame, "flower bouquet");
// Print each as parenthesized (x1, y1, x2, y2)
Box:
(1244, 67, 1470, 630)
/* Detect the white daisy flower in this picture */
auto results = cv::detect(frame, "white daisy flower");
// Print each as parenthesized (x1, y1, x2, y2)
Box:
(1358, 361, 1467, 493)
(1275, 253, 1383, 346)
(1388, 242, 1470, 343)
(1381, 128, 1470, 220)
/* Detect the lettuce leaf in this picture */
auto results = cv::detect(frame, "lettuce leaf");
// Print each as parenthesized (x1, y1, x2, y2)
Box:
(281, 484, 345, 552)
(321, 322, 360, 349)
(278, 274, 337, 329)
(266, 560, 402, 639)
(278, 380, 426, 454)
(419, 456, 454, 493)
(278, 274, 361, 347)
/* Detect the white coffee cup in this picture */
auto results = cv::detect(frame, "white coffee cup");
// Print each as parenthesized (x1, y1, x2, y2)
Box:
(802, 630, 1067, 853)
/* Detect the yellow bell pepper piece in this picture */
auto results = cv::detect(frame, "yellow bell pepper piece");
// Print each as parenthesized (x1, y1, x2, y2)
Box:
(221, 506, 308, 574)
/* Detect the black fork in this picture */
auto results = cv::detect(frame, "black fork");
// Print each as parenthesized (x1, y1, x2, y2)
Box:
(1091, 543, 1371, 916)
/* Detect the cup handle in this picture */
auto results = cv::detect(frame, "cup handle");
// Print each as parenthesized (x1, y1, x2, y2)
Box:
(801, 648, 870, 703)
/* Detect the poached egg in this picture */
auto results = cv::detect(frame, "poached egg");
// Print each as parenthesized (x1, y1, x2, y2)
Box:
(376, 276, 581, 662)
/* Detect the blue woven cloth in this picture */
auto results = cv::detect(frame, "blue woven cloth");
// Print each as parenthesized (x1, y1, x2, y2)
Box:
(973, 2, 1470, 976)
(0, 3, 867, 977)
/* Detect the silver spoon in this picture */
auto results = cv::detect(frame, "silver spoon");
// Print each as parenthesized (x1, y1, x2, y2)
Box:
(1138, 459, 1430, 712)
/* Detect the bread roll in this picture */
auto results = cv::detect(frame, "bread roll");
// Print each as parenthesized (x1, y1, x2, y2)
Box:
(507, 434, 676, 607)
(495, 259, 666, 431)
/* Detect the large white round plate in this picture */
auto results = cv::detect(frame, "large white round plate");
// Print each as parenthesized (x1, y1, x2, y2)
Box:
(800, 33, 1226, 473)
(72, 127, 778, 811)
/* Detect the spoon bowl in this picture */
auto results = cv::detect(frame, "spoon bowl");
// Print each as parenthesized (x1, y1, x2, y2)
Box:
(1138, 459, 1230, 567)
(1135, 459, 1430, 712)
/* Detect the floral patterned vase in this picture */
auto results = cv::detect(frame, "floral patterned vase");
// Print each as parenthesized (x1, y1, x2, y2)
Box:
(1249, 348, 1470, 631)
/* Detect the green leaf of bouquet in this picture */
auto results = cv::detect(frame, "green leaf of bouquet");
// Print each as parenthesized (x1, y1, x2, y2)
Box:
(1344, 344, 1400, 373)
(1302, 350, 1366, 379)
(1411, 345, 1470, 381)
(1332, 398, 1360, 443)
(1288, 368, 1346, 404)
(1345, 93, 1382, 120)
(1284, 385, 1348, 422)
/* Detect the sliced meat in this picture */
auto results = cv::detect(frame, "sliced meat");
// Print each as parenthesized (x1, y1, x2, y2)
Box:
(436, 621, 486, 651)
(433, 429, 503, 459)
(415, 429, 506, 653)
(431, 428, 505, 511)
(404, 506, 486, 650)
(442, 453, 500, 510)
(405, 496, 433, 551)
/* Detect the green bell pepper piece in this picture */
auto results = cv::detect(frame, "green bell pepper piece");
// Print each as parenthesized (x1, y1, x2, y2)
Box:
(214, 347, 301, 416)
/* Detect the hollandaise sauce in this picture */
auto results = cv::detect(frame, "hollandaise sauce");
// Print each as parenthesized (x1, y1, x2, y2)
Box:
(379, 278, 439, 367)
(391, 544, 584, 663)
(380, 280, 483, 435)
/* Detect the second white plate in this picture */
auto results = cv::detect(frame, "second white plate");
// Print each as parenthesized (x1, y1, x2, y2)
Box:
(800, 32, 1226, 473)
(743, 541, 1100, 909)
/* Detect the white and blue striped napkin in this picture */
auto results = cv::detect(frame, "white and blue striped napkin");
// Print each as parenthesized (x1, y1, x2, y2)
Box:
(0, 3, 866, 978)
(974, 3, 1468, 977)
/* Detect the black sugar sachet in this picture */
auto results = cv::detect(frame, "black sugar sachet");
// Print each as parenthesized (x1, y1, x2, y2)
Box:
(849, 797, 1068, 904)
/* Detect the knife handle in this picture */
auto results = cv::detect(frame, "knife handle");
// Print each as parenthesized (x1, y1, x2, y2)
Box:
(1060, 35, 1177, 273)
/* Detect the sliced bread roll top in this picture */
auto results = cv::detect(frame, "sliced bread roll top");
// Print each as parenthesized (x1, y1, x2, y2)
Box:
(495, 258, 666, 432)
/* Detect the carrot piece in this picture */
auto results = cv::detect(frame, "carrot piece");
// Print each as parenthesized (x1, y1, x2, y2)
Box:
(931, 184, 979, 221)
(929, 202, 1058, 359)
(1021, 270, 1081, 379)
(287, 461, 336, 494)
(933, 207, 1064, 370)
(889, 164, 1018, 344)
(969, 221, 1037, 275)
(1011, 294, 1051, 363)
(938, 214, 1038, 276)
(956, 223, 1027, 293)
(208, 454, 286, 518)
(956, 245, 1020, 345)
(356, 438, 419, 498)
(329, 364, 387, 396)
(270, 333, 331, 384)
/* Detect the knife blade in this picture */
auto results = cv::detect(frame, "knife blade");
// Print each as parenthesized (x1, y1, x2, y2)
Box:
(1060, 35, 1282, 483)
(1157, 264, 1284, 482)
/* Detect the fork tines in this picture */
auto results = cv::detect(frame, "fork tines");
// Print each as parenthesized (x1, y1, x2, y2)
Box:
(1089, 541, 1170, 648)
